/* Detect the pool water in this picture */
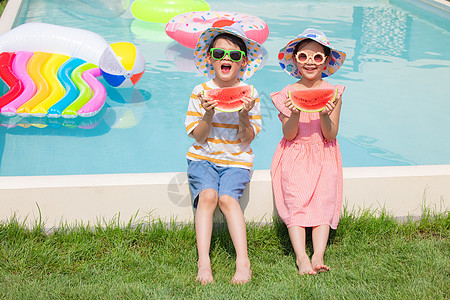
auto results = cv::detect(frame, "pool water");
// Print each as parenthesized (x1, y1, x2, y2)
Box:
(0, 0, 449, 176)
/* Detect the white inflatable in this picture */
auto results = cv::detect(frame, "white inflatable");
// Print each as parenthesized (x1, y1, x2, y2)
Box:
(0, 23, 108, 65)
(0, 22, 145, 88)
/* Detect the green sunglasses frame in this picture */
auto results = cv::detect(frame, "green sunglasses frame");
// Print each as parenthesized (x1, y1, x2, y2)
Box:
(209, 48, 246, 62)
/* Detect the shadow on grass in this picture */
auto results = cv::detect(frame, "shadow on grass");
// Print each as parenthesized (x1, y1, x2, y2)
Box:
(273, 216, 337, 257)
(207, 215, 338, 263)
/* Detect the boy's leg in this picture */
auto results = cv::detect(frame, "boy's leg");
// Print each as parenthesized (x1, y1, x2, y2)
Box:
(217, 166, 252, 284)
(187, 160, 220, 284)
(311, 224, 330, 273)
(195, 189, 219, 284)
(288, 226, 316, 275)
(218, 194, 251, 284)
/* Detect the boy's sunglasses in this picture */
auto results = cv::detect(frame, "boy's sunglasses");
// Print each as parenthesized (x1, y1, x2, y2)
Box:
(210, 48, 246, 62)
(295, 51, 327, 65)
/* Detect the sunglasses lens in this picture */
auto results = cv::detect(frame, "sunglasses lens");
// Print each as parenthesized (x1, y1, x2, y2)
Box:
(229, 51, 243, 61)
(212, 49, 225, 60)
(314, 53, 324, 63)
(297, 52, 308, 62)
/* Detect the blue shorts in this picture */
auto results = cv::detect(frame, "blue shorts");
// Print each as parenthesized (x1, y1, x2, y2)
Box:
(187, 160, 251, 208)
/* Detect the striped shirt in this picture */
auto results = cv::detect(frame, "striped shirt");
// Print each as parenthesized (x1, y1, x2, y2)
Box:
(185, 80, 262, 169)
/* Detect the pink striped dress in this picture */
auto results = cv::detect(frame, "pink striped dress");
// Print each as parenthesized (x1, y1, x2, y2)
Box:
(270, 81, 343, 229)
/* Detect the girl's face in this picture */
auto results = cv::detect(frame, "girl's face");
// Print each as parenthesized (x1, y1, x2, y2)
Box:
(207, 38, 247, 86)
(294, 41, 330, 82)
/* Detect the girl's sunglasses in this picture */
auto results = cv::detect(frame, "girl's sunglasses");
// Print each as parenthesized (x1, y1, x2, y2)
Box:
(210, 48, 246, 62)
(295, 51, 326, 65)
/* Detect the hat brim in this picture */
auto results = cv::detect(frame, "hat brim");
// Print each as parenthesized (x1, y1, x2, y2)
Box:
(194, 27, 264, 80)
(278, 36, 346, 79)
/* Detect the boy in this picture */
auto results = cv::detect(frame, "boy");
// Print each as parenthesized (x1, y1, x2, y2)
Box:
(185, 23, 263, 284)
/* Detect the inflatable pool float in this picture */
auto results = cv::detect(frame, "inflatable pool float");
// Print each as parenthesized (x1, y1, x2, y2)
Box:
(0, 23, 146, 118)
(0, 51, 106, 118)
(131, 0, 210, 23)
(165, 11, 270, 49)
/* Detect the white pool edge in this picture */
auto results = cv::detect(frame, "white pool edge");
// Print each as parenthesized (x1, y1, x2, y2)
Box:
(0, 0, 449, 226)
(0, 0, 22, 34)
(1, 166, 449, 227)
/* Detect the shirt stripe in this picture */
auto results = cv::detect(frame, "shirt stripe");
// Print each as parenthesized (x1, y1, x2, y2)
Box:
(187, 152, 253, 167)
(212, 122, 239, 129)
(185, 80, 262, 170)
(186, 121, 199, 133)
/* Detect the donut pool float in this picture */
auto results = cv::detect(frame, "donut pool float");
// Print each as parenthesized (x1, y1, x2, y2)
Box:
(165, 11, 269, 49)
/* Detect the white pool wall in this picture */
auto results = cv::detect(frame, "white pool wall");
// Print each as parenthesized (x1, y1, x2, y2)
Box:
(1, 166, 449, 227)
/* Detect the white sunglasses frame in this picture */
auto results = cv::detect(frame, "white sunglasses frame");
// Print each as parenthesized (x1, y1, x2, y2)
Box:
(295, 51, 327, 65)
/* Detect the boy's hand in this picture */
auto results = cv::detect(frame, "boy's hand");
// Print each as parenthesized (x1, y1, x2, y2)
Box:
(198, 93, 217, 112)
(239, 95, 255, 114)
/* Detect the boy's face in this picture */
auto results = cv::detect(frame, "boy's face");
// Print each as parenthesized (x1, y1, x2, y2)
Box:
(207, 38, 248, 85)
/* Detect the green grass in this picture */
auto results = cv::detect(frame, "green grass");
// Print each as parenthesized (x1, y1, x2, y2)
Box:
(0, 209, 449, 299)
(0, 0, 7, 16)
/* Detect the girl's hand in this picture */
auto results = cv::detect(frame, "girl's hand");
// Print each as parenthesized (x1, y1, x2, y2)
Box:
(198, 92, 217, 112)
(284, 98, 300, 114)
(320, 97, 340, 115)
(240, 95, 255, 114)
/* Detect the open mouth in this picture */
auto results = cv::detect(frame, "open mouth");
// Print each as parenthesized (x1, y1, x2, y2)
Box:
(221, 63, 232, 73)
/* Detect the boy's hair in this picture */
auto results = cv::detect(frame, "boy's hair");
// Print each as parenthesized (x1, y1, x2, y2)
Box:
(207, 33, 247, 56)
(293, 39, 331, 57)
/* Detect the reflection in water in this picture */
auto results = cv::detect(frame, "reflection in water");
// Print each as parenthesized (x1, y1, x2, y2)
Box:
(344, 134, 415, 165)
(104, 87, 151, 129)
(0, 106, 107, 132)
(55, 0, 130, 18)
(0, 88, 151, 133)
(352, 6, 412, 70)
(130, 19, 172, 42)
(164, 42, 196, 72)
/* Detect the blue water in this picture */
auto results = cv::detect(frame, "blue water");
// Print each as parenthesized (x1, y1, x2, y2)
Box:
(0, 0, 449, 176)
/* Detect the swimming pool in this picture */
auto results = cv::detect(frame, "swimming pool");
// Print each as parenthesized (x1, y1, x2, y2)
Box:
(0, 0, 449, 176)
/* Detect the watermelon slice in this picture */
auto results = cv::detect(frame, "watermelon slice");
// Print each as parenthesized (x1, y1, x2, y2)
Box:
(288, 86, 344, 113)
(203, 85, 253, 112)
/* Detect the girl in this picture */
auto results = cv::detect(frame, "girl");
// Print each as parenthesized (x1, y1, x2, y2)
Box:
(270, 28, 346, 275)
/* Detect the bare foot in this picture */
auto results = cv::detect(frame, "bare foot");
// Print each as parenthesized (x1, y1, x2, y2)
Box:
(297, 255, 316, 275)
(311, 255, 330, 273)
(196, 261, 214, 285)
(231, 259, 252, 284)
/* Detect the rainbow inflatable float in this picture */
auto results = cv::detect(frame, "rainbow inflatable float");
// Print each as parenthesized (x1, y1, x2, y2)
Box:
(0, 23, 145, 118)
(165, 11, 269, 49)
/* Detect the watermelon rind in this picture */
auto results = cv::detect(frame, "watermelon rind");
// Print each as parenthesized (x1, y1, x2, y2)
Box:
(203, 85, 253, 113)
(288, 88, 337, 113)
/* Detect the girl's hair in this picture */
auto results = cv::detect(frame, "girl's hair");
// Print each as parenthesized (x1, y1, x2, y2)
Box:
(207, 33, 247, 56)
(293, 39, 331, 57)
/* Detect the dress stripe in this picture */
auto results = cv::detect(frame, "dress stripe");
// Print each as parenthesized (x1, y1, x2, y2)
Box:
(270, 81, 344, 229)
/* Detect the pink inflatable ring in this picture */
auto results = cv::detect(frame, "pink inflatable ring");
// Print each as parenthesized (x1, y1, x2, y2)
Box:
(165, 11, 269, 49)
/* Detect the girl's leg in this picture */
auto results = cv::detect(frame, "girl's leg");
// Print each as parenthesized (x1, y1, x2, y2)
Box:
(311, 224, 331, 273)
(218, 195, 252, 284)
(195, 189, 218, 284)
(288, 226, 316, 275)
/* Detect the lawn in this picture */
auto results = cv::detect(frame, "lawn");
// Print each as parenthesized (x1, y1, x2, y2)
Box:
(0, 208, 448, 299)
(0, 0, 7, 15)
